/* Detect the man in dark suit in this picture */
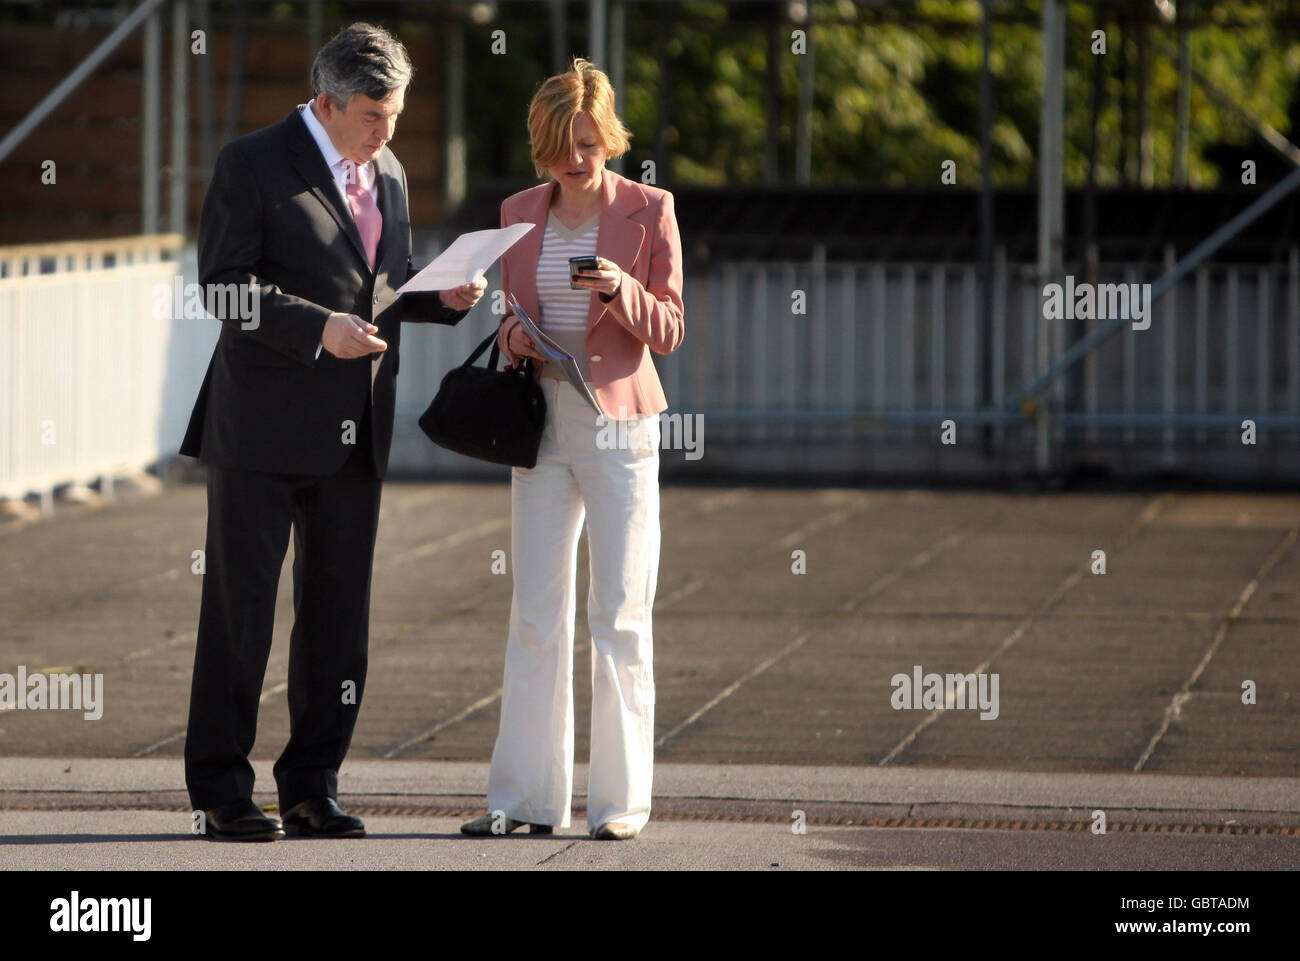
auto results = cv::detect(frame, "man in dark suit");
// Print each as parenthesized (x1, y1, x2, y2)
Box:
(179, 22, 483, 841)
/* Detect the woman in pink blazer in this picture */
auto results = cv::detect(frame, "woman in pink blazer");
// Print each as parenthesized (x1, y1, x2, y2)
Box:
(461, 58, 684, 841)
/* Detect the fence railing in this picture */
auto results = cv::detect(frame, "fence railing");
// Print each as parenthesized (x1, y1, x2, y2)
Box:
(4, 238, 1297, 497)
(395, 249, 1300, 478)
(0, 234, 189, 509)
(666, 252, 1300, 428)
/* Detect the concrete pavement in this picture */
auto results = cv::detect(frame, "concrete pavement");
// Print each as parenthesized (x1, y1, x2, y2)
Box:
(1, 757, 1297, 870)
(3, 482, 1300, 870)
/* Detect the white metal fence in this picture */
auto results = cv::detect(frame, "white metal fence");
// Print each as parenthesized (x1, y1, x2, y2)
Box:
(658, 250, 1300, 433)
(394, 248, 1300, 478)
(0, 235, 217, 508)
(4, 236, 1297, 496)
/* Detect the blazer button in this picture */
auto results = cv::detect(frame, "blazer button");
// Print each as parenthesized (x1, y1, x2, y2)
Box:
(590, 354, 603, 362)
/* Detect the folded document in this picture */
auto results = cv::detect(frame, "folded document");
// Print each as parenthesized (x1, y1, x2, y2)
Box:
(508, 294, 605, 417)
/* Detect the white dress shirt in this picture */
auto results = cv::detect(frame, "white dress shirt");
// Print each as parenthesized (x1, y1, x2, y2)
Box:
(298, 101, 376, 208)
(298, 102, 378, 360)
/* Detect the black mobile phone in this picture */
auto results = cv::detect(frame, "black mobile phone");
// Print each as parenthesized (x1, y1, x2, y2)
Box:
(569, 255, 601, 289)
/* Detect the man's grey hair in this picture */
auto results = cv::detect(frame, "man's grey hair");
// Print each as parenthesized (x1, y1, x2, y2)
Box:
(311, 22, 412, 108)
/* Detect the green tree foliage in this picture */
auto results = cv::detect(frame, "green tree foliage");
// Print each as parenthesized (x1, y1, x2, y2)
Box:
(449, 0, 1300, 192)
(614, 0, 1300, 189)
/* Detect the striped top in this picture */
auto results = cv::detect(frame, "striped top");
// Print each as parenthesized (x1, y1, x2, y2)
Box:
(535, 210, 599, 382)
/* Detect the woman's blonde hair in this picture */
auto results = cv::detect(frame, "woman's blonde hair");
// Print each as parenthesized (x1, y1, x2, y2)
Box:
(527, 58, 632, 178)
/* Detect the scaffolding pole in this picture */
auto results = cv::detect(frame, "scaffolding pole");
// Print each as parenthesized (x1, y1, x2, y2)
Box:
(1035, 0, 1066, 473)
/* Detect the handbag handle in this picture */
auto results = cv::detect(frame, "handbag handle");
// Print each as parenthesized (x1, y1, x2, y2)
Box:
(463, 330, 500, 369)
(463, 328, 533, 374)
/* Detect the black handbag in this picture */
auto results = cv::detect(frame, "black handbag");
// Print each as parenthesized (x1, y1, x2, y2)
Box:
(418, 330, 547, 468)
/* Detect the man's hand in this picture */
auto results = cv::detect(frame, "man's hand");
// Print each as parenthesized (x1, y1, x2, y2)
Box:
(322, 312, 387, 359)
(440, 278, 488, 312)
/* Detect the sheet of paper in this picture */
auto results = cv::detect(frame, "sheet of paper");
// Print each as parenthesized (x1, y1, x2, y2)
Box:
(509, 294, 605, 418)
(396, 223, 536, 295)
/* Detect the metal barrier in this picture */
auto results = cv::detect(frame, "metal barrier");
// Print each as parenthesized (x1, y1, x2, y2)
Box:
(389, 247, 1300, 480)
(665, 252, 1300, 431)
(0, 234, 188, 510)
(4, 236, 1294, 492)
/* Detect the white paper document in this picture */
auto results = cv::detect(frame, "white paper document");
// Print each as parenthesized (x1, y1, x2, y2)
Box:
(396, 223, 536, 295)
(509, 294, 605, 418)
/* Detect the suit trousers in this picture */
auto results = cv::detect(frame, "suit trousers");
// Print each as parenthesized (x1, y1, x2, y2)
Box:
(184, 401, 381, 812)
(487, 377, 662, 832)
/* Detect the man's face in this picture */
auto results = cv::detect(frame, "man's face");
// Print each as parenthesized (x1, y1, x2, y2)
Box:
(315, 87, 405, 165)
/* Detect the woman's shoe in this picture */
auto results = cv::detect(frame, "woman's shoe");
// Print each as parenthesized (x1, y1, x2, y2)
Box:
(460, 813, 553, 836)
(592, 821, 639, 840)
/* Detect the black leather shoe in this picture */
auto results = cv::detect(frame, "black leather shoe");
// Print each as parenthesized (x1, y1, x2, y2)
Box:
(281, 797, 366, 838)
(202, 799, 284, 842)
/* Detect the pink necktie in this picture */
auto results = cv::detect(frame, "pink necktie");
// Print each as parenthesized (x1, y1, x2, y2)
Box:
(344, 160, 382, 269)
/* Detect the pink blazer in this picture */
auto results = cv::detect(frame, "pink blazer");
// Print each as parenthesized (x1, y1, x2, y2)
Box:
(496, 169, 685, 416)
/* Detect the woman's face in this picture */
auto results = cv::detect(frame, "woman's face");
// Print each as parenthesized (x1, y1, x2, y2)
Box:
(548, 111, 607, 194)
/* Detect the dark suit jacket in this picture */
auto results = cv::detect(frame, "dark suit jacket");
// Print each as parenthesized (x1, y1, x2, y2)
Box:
(180, 106, 466, 477)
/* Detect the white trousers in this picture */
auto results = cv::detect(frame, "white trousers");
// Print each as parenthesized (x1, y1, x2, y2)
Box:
(487, 377, 661, 832)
